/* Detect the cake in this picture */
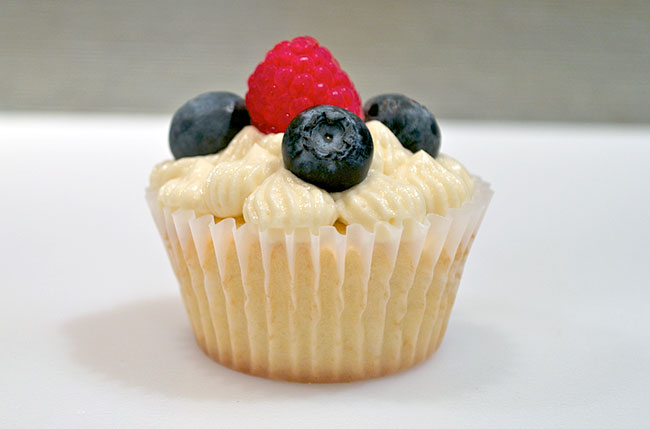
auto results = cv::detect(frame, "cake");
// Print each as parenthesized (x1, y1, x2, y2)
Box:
(147, 36, 492, 382)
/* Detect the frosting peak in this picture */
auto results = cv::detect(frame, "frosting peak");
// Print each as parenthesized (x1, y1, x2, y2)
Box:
(205, 144, 281, 217)
(334, 172, 426, 229)
(243, 169, 337, 230)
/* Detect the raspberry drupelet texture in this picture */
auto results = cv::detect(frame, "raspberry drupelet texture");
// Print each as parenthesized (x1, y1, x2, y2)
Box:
(245, 36, 363, 134)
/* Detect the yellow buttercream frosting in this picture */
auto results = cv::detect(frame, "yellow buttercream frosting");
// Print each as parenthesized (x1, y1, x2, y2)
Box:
(366, 120, 412, 175)
(242, 169, 337, 230)
(393, 152, 474, 216)
(334, 171, 426, 227)
(149, 121, 474, 230)
(205, 144, 281, 217)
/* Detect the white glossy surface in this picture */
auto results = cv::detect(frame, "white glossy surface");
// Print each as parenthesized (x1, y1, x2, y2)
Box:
(1, 115, 649, 428)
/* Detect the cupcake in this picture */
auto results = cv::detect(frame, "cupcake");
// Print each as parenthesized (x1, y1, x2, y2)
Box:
(147, 36, 492, 382)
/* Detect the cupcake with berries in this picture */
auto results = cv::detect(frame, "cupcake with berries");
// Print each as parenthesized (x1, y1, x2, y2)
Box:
(147, 36, 492, 382)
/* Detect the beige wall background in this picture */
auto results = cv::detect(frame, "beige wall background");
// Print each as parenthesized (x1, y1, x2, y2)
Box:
(2, 0, 649, 123)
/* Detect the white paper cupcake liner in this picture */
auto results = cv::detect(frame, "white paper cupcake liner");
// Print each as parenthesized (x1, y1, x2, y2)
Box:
(146, 177, 492, 382)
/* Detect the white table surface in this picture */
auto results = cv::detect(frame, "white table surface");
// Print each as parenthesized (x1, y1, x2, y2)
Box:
(1, 114, 649, 428)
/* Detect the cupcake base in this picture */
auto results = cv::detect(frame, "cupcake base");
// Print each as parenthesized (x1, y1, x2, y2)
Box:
(147, 179, 492, 383)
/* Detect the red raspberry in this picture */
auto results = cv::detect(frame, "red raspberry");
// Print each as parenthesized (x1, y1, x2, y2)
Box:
(245, 36, 363, 134)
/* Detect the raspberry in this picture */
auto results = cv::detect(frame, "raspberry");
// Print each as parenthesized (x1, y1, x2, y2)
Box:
(246, 36, 363, 134)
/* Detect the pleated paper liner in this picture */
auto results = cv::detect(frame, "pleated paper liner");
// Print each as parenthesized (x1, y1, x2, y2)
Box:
(146, 177, 492, 382)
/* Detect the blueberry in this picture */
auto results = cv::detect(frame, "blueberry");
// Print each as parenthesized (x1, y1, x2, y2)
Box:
(282, 105, 373, 192)
(169, 92, 250, 159)
(363, 94, 440, 158)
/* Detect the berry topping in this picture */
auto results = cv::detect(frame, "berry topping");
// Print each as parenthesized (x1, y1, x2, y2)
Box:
(363, 94, 441, 158)
(169, 92, 250, 159)
(282, 105, 373, 192)
(246, 36, 363, 134)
